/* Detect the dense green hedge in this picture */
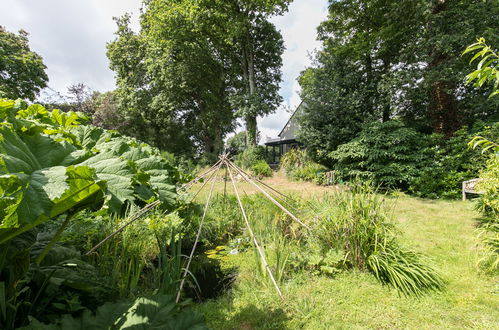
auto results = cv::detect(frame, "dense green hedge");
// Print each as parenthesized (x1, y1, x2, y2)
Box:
(327, 120, 498, 198)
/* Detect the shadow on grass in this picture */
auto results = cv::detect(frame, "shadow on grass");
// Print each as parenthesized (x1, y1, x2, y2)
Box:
(221, 304, 289, 330)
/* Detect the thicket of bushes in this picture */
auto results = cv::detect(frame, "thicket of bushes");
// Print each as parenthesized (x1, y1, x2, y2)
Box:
(0, 100, 208, 329)
(473, 139, 499, 273)
(284, 120, 498, 199)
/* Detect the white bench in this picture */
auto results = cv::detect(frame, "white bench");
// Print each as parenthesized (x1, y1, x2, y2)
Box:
(462, 178, 484, 200)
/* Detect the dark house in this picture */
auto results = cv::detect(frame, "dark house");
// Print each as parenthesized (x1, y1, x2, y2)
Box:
(264, 101, 304, 164)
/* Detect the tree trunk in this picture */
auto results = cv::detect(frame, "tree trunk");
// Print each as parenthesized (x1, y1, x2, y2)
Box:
(382, 59, 391, 122)
(428, 0, 460, 136)
(365, 53, 375, 118)
(244, 32, 258, 147)
(245, 115, 257, 146)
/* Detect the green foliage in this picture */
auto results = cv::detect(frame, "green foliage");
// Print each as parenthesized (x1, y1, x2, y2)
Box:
(299, 0, 499, 161)
(280, 148, 327, 183)
(470, 137, 498, 273)
(475, 155, 499, 219)
(463, 38, 499, 97)
(410, 123, 499, 198)
(367, 243, 445, 297)
(0, 27, 48, 100)
(280, 148, 309, 175)
(226, 131, 247, 155)
(21, 294, 207, 329)
(307, 183, 444, 296)
(235, 146, 267, 170)
(108, 0, 288, 153)
(290, 163, 327, 183)
(0, 99, 183, 243)
(0, 231, 115, 329)
(250, 161, 272, 179)
(330, 121, 426, 189)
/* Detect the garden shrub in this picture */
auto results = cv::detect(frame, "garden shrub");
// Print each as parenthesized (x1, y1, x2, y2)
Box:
(409, 123, 499, 199)
(235, 146, 267, 169)
(329, 120, 427, 189)
(280, 148, 309, 175)
(473, 142, 499, 273)
(329, 120, 498, 197)
(280, 148, 327, 183)
(250, 160, 273, 179)
(290, 162, 327, 182)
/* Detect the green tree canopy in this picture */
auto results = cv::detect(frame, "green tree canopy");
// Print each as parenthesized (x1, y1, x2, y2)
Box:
(298, 0, 499, 163)
(0, 26, 48, 100)
(107, 0, 288, 157)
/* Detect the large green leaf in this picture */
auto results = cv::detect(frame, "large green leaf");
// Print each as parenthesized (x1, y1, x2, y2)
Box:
(0, 100, 181, 242)
(0, 124, 105, 243)
(20, 295, 208, 330)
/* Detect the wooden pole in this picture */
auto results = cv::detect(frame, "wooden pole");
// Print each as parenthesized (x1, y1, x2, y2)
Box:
(176, 161, 222, 303)
(227, 160, 310, 230)
(179, 158, 222, 192)
(229, 161, 302, 212)
(227, 162, 283, 298)
(86, 200, 161, 255)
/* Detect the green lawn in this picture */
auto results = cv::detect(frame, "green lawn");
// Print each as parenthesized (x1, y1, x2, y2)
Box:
(194, 177, 499, 329)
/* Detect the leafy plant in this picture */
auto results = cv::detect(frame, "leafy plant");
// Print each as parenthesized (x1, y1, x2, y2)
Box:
(280, 149, 327, 183)
(330, 120, 427, 189)
(280, 148, 309, 175)
(463, 37, 499, 97)
(0, 99, 183, 243)
(250, 161, 272, 179)
(469, 136, 498, 273)
(306, 182, 444, 296)
(235, 146, 268, 170)
(409, 124, 498, 199)
(20, 294, 207, 329)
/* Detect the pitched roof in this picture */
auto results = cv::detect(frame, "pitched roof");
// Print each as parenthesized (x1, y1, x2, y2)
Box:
(278, 100, 304, 138)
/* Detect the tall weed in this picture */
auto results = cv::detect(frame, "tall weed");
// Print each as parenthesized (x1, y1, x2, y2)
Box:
(306, 182, 444, 296)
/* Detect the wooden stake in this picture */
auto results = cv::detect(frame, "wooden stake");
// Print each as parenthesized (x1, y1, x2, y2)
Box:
(227, 160, 310, 230)
(227, 162, 283, 298)
(176, 161, 222, 303)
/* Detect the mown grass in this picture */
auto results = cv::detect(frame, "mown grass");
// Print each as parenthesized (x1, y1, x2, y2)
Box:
(190, 174, 499, 329)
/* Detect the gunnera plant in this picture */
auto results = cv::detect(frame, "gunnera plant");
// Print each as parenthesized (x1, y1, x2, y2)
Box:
(307, 182, 444, 297)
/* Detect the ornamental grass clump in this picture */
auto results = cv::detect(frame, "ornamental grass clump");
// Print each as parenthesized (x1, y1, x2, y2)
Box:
(307, 182, 444, 297)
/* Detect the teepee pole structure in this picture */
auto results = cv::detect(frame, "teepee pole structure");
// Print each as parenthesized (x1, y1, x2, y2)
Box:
(175, 152, 311, 301)
(86, 200, 161, 256)
(226, 163, 283, 298)
(179, 158, 222, 192)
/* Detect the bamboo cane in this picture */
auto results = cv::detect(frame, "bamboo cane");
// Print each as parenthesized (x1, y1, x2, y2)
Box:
(227, 160, 310, 230)
(226, 162, 283, 298)
(175, 160, 222, 303)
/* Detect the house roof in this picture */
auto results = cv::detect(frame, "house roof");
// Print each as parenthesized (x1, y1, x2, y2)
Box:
(278, 100, 304, 138)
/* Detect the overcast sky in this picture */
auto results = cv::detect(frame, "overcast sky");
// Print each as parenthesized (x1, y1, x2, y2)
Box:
(0, 0, 328, 141)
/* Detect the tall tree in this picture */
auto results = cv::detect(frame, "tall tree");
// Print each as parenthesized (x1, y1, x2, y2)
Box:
(222, 0, 289, 146)
(67, 83, 92, 114)
(421, 0, 499, 135)
(299, 0, 499, 163)
(108, 8, 233, 157)
(0, 26, 48, 100)
(299, 0, 421, 162)
(108, 0, 288, 155)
